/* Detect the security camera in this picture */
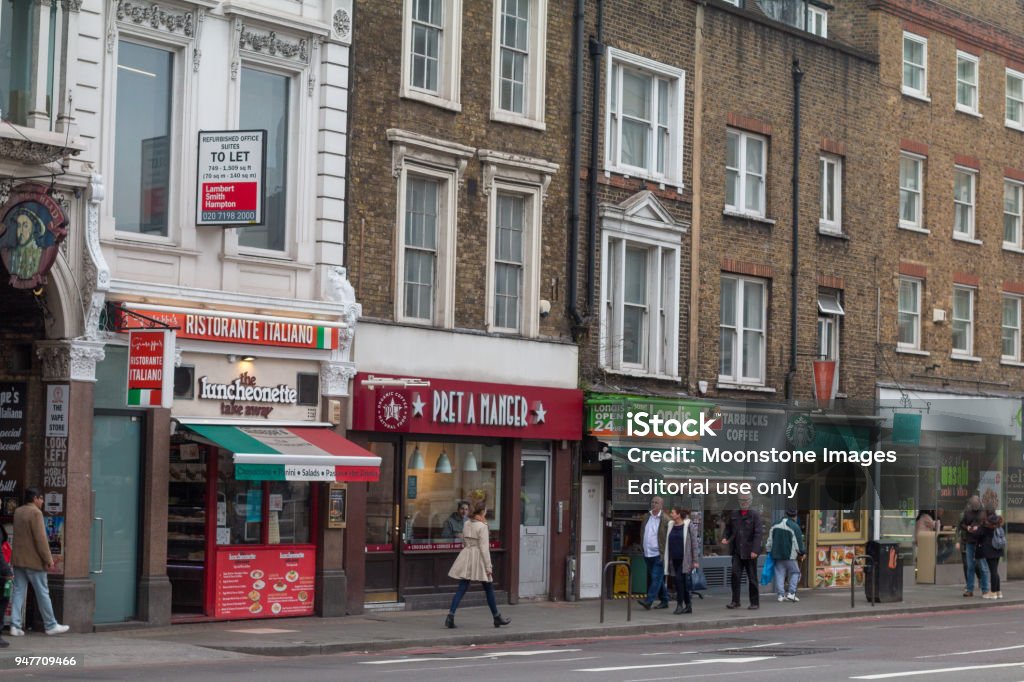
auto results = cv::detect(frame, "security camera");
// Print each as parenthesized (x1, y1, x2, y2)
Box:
(539, 299, 551, 318)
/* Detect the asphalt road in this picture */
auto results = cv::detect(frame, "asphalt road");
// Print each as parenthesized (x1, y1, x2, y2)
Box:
(6, 606, 1024, 681)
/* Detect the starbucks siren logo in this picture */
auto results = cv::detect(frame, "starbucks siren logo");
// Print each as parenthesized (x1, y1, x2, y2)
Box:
(786, 414, 815, 448)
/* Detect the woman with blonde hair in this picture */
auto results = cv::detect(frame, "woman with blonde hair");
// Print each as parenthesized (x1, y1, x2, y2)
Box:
(444, 500, 511, 629)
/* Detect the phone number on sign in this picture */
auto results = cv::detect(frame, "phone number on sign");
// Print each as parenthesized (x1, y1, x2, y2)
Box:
(11, 656, 80, 667)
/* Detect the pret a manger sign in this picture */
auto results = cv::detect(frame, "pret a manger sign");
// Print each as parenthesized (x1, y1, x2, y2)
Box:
(127, 330, 175, 408)
(196, 130, 266, 225)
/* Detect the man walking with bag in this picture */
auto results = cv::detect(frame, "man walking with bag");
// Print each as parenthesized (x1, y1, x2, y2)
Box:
(9, 488, 69, 636)
(722, 493, 763, 610)
(766, 508, 806, 603)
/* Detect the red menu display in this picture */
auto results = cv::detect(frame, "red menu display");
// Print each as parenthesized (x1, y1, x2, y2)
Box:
(214, 546, 316, 619)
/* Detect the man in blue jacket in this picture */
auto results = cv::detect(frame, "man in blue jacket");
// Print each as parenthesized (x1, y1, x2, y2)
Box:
(766, 508, 806, 602)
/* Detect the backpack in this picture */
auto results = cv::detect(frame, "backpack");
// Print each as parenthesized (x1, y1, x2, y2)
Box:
(992, 526, 1006, 551)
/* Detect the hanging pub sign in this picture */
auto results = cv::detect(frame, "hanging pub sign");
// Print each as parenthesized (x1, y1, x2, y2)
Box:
(127, 330, 176, 408)
(0, 183, 69, 289)
(196, 129, 267, 226)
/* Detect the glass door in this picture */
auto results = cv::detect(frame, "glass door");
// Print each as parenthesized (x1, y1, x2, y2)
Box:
(364, 441, 399, 602)
(90, 413, 143, 623)
(519, 452, 550, 598)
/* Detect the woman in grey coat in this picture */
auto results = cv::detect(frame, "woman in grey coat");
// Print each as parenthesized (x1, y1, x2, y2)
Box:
(444, 500, 511, 629)
(663, 506, 701, 614)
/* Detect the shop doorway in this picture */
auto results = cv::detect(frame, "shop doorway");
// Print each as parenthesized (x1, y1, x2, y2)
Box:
(90, 412, 143, 624)
(579, 475, 604, 598)
(364, 441, 400, 603)
(519, 453, 550, 598)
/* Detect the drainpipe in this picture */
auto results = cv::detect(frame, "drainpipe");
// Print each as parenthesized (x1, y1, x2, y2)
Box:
(568, 0, 585, 334)
(786, 59, 803, 402)
(585, 0, 604, 314)
(687, 1, 707, 393)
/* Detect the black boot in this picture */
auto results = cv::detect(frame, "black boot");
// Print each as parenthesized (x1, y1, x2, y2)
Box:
(444, 613, 456, 629)
(493, 614, 511, 628)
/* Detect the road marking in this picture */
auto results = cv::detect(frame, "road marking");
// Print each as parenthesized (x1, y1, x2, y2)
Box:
(626, 664, 827, 682)
(852, 662, 1024, 679)
(576, 656, 775, 672)
(917, 644, 1024, 659)
(639, 642, 781, 657)
(641, 651, 701, 657)
(362, 649, 581, 664)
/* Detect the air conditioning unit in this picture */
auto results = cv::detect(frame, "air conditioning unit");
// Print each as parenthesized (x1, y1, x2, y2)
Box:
(933, 308, 947, 323)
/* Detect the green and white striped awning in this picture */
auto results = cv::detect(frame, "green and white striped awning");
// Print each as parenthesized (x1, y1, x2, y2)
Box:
(178, 421, 381, 482)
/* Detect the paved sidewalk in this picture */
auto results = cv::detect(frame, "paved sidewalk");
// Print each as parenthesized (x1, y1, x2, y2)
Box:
(0, 584, 1020, 668)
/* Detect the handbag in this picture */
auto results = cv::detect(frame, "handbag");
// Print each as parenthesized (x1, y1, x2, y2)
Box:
(690, 566, 708, 592)
(760, 554, 775, 586)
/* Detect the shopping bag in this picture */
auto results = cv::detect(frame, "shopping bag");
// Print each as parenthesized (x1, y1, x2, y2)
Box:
(690, 567, 708, 592)
(760, 554, 775, 586)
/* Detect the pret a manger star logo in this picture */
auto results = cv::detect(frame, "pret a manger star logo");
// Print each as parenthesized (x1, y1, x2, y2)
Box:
(532, 401, 547, 424)
(376, 391, 410, 430)
(411, 393, 426, 417)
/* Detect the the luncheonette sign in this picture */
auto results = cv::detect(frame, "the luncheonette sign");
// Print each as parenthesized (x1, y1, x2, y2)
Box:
(199, 372, 297, 419)
(127, 330, 175, 408)
(214, 546, 314, 619)
(196, 130, 266, 226)
(116, 307, 341, 351)
(351, 373, 583, 440)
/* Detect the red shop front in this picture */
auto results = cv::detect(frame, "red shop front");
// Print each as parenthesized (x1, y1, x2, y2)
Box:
(345, 373, 583, 609)
(168, 421, 379, 621)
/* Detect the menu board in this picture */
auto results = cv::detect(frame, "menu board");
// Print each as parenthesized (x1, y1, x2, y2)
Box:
(214, 546, 316, 619)
(814, 544, 865, 589)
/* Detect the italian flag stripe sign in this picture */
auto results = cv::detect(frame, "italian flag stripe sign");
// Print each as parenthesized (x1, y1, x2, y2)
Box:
(315, 327, 335, 349)
(128, 388, 161, 407)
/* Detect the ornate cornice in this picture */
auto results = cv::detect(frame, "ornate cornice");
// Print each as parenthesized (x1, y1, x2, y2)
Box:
(320, 361, 357, 398)
(116, 0, 194, 36)
(0, 132, 83, 165)
(37, 340, 106, 382)
(61, 0, 83, 11)
(239, 24, 308, 63)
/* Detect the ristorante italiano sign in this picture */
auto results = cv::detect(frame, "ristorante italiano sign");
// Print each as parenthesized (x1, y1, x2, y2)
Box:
(117, 307, 341, 350)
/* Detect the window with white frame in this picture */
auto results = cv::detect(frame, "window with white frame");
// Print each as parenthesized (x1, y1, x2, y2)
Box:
(956, 51, 979, 114)
(902, 32, 927, 98)
(808, 5, 827, 37)
(1003, 295, 1022, 362)
(757, 0, 826, 37)
(953, 167, 976, 239)
(481, 149, 554, 337)
(726, 129, 767, 218)
(401, 0, 463, 110)
(1004, 179, 1023, 249)
(899, 153, 924, 229)
(491, 0, 547, 127)
(599, 193, 682, 378)
(113, 40, 174, 236)
(238, 67, 290, 252)
(719, 275, 767, 385)
(817, 290, 844, 362)
(1007, 69, 1024, 129)
(952, 286, 974, 356)
(898, 277, 921, 349)
(606, 49, 685, 185)
(389, 129, 473, 327)
(819, 154, 842, 233)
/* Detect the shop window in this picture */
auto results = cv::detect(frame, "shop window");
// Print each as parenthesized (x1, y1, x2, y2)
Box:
(297, 373, 319, 406)
(218, 451, 263, 545)
(402, 442, 502, 546)
(174, 365, 195, 400)
(268, 481, 310, 544)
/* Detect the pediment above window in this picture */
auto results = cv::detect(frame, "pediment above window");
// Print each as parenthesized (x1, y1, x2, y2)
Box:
(600, 190, 688, 235)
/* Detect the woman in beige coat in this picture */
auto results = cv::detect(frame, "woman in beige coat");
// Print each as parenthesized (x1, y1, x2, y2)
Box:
(444, 500, 511, 629)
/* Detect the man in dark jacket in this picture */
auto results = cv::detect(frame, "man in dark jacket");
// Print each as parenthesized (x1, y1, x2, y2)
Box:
(721, 493, 763, 609)
(958, 495, 990, 597)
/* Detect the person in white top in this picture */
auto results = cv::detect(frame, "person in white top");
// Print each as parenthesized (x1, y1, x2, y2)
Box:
(638, 497, 671, 610)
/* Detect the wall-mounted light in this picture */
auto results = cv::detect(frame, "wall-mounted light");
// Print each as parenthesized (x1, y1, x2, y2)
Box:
(435, 449, 453, 474)
(463, 451, 478, 472)
(409, 445, 425, 471)
(240, 355, 256, 362)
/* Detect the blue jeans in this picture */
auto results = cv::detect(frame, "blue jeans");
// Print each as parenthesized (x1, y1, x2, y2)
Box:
(773, 559, 801, 595)
(10, 567, 58, 631)
(644, 556, 669, 605)
(448, 579, 498, 616)
(965, 544, 990, 593)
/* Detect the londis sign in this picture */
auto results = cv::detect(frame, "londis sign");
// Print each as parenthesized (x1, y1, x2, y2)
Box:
(116, 307, 341, 351)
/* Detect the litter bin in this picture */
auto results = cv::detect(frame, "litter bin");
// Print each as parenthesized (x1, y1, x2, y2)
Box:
(865, 541, 903, 603)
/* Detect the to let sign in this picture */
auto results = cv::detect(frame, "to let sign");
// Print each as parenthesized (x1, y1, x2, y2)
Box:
(196, 130, 266, 225)
(127, 330, 175, 408)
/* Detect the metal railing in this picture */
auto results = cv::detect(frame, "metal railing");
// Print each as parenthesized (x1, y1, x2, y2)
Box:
(600, 560, 632, 623)
(852, 554, 875, 608)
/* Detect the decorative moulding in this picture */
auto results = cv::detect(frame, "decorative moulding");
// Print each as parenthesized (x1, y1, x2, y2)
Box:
(477, 149, 558, 201)
(386, 129, 474, 185)
(37, 340, 106, 383)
